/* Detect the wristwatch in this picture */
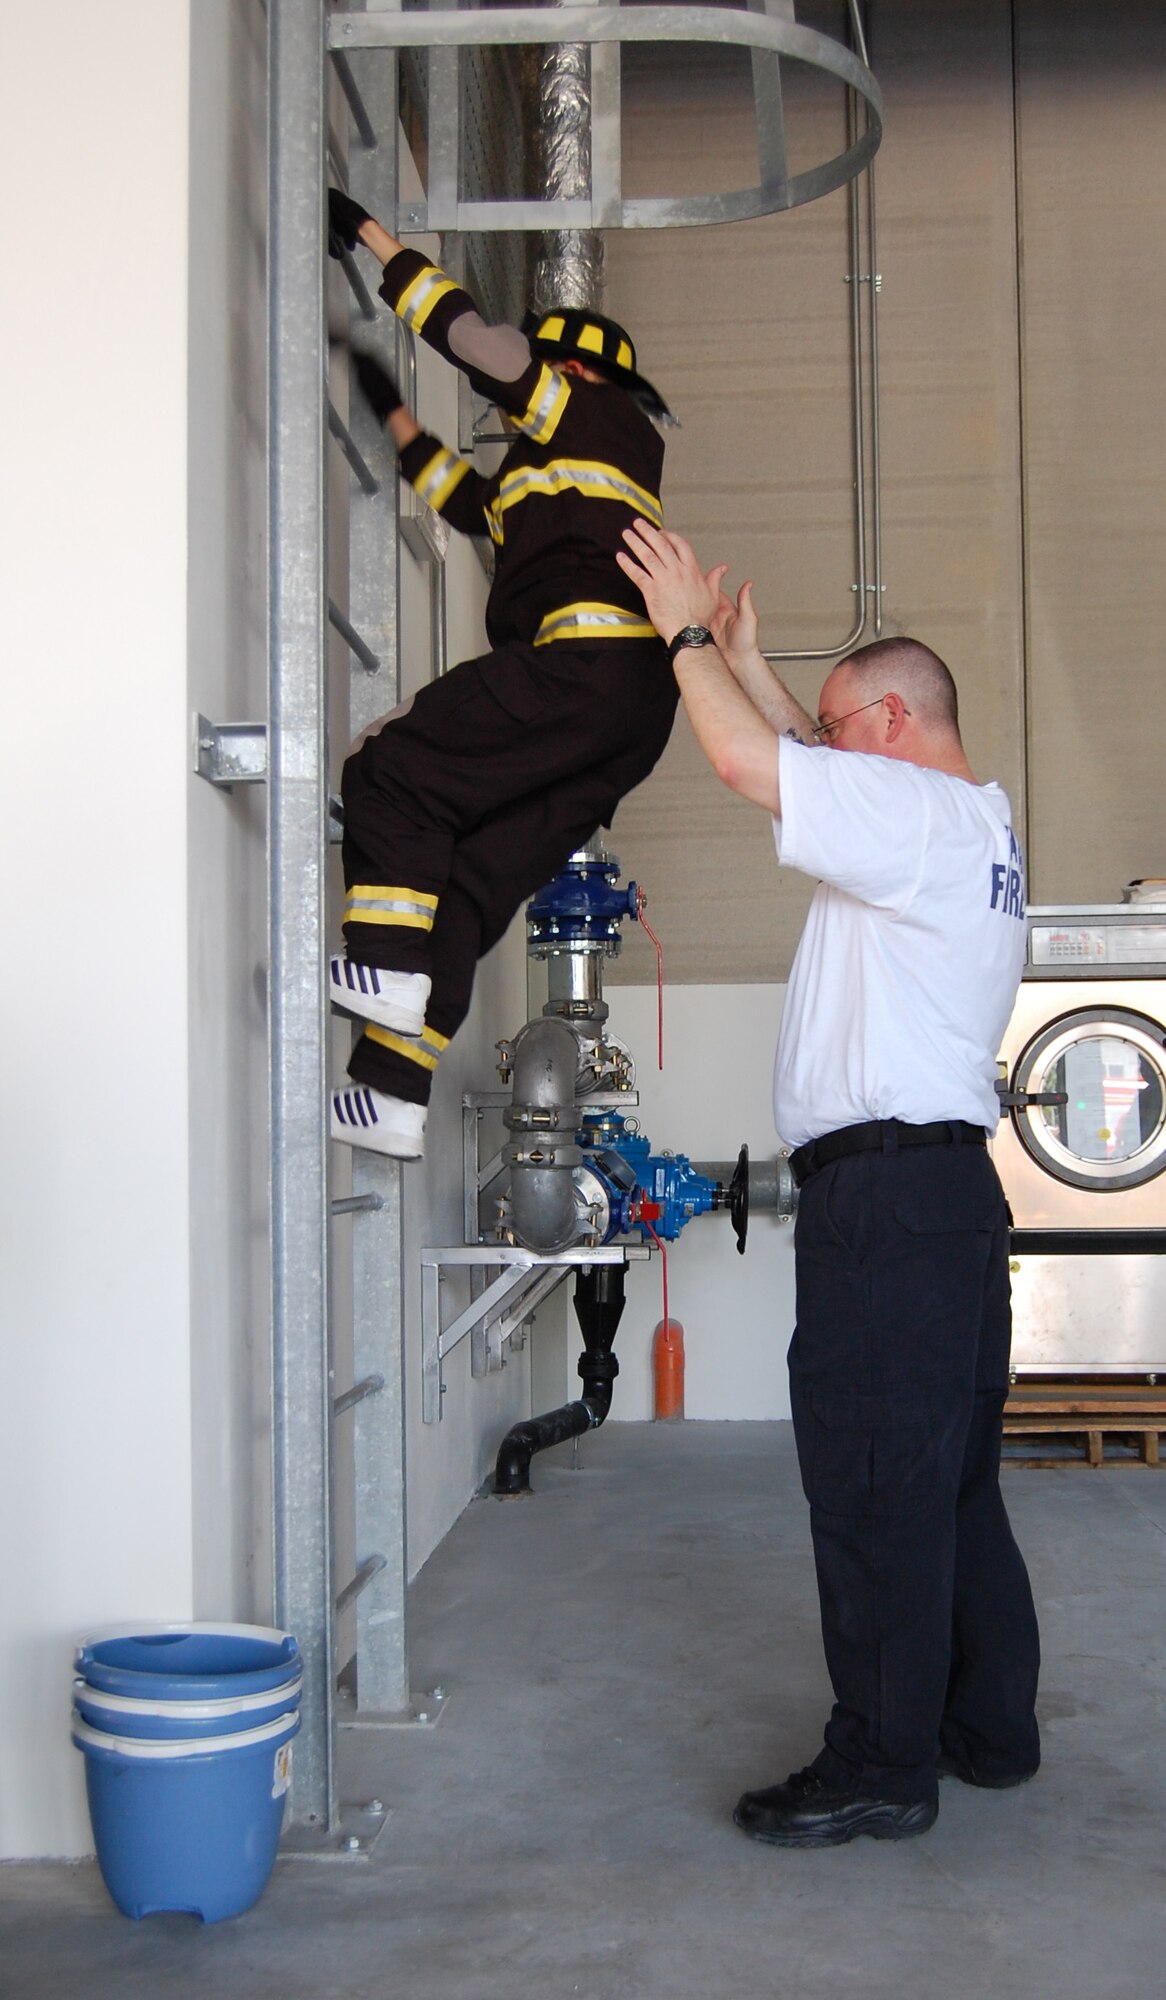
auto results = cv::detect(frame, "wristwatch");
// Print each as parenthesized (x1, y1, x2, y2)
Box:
(667, 624, 715, 663)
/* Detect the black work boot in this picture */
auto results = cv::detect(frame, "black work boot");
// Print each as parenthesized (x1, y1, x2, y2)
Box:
(733, 1768, 938, 1849)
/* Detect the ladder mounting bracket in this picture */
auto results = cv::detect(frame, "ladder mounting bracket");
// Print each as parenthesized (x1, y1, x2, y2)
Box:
(194, 714, 267, 788)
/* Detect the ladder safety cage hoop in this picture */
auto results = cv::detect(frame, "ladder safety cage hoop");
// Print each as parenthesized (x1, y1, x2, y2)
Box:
(328, 3, 883, 230)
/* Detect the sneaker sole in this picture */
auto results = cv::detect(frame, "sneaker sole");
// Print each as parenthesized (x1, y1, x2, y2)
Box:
(331, 1124, 424, 1160)
(328, 991, 426, 1038)
(733, 1800, 938, 1848)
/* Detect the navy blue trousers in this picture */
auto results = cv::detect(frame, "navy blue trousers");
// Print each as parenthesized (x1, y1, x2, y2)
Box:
(788, 1134, 1041, 1804)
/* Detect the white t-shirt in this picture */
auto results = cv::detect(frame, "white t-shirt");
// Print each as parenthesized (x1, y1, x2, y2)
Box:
(772, 737, 1027, 1147)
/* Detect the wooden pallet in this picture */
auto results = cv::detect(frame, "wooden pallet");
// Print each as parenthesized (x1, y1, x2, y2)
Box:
(1003, 1379, 1166, 1467)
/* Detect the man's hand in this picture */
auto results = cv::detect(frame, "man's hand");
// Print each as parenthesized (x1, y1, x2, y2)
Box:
(617, 521, 723, 648)
(328, 188, 372, 258)
(709, 572, 760, 669)
(352, 350, 404, 426)
(328, 189, 404, 267)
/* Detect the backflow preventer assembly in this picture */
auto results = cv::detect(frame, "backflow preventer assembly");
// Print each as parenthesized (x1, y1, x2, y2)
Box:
(489, 843, 796, 1493)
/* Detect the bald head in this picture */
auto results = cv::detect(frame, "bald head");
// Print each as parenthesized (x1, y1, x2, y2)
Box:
(837, 637, 961, 738)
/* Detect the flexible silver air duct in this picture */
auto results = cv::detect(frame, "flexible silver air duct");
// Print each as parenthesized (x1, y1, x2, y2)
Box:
(531, 24, 604, 313)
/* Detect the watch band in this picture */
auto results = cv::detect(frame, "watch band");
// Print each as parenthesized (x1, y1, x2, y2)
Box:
(667, 624, 715, 663)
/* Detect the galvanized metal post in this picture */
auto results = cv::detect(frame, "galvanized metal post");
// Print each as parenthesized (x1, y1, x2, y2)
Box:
(341, 48, 413, 1720)
(268, 0, 335, 1831)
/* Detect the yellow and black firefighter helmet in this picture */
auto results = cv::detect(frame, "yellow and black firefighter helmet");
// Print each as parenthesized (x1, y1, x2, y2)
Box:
(521, 306, 674, 423)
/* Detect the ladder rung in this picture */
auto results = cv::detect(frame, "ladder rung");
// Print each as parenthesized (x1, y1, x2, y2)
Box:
(334, 1373, 386, 1418)
(336, 1553, 387, 1617)
(328, 403, 381, 497)
(330, 49, 378, 149)
(329, 600, 380, 674)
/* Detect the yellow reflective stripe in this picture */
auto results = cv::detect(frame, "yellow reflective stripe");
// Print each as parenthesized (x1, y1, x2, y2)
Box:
(534, 603, 659, 647)
(344, 884, 438, 931)
(576, 322, 604, 356)
(485, 497, 505, 545)
(413, 446, 471, 513)
(365, 1023, 450, 1071)
(616, 338, 633, 371)
(396, 263, 460, 333)
(494, 458, 663, 526)
(518, 363, 571, 443)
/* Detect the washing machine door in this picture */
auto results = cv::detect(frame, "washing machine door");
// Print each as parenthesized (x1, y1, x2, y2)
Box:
(1010, 1005, 1166, 1192)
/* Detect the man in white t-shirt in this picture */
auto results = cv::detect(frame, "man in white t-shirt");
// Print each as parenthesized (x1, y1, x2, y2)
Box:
(618, 520, 1041, 1850)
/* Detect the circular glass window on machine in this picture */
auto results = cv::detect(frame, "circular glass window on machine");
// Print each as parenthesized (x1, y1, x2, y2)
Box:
(1011, 1007, 1166, 1191)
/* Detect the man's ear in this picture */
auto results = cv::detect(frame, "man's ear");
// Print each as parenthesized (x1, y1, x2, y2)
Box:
(883, 693, 911, 741)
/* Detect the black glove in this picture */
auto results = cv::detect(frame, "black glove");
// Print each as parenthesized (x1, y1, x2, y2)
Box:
(328, 187, 372, 259)
(352, 349, 404, 427)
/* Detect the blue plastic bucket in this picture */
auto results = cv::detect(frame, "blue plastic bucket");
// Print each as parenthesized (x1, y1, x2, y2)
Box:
(75, 1623, 301, 1702)
(73, 1673, 302, 1740)
(71, 1708, 300, 1923)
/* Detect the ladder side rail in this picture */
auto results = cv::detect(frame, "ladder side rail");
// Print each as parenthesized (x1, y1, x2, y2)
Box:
(340, 47, 412, 1721)
(268, 0, 336, 1833)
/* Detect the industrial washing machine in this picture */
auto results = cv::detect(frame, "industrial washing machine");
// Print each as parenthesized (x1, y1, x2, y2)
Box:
(991, 900, 1166, 1374)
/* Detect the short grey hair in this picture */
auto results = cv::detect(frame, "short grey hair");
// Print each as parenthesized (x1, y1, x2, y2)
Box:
(840, 637, 960, 734)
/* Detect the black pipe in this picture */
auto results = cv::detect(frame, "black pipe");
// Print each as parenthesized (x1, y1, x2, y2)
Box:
(493, 1265, 626, 1496)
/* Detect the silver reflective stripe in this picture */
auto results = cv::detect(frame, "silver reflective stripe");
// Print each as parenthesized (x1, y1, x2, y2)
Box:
(345, 894, 435, 921)
(496, 460, 663, 522)
(518, 364, 569, 441)
(397, 264, 458, 332)
(535, 604, 657, 644)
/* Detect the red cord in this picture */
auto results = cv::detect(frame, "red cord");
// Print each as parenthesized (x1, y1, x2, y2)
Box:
(638, 1213, 669, 1331)
(635, 886, 664, 1070)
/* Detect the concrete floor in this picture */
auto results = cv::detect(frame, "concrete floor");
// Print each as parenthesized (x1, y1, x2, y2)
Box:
(4, 1421, 1166, 1998)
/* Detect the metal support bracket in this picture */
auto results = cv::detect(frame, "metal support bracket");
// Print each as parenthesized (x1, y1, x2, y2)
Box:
(420, 1243, 648, 1422)
(193, 714, 267, 787)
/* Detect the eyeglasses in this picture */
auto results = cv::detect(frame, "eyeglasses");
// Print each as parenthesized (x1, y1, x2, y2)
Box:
(811, 695, 909, 744)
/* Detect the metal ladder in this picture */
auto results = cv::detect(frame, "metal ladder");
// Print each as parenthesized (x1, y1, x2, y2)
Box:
(259, 0, 881, 1849)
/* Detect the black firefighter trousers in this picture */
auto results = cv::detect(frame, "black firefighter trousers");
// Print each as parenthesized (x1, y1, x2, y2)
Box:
(788, 1135, 1042, 1804)
(340, 638, 677, 1105)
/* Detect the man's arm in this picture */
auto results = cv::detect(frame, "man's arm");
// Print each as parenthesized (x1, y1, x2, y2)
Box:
(616, 522, 815, 815)
(706, 575, 817, 745)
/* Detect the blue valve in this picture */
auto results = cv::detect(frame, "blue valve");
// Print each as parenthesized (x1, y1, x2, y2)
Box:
(526, 852, 640, 955)
(577, 1112, 719, 1243)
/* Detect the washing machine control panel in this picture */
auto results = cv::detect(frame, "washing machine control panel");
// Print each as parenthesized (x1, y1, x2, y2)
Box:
(1026, 904, 1166, 976)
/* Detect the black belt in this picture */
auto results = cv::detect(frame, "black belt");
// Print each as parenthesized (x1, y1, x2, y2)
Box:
(789, 1118, 987, 1188)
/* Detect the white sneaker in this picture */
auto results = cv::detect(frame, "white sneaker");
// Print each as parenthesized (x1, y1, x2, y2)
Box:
(329, 957, 431, 1037)
(331, 1086, 426, 1160)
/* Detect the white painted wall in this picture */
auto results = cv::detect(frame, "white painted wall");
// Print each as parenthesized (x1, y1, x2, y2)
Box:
(0, 4, 195, 1857)
(187, 0, 272, 1626)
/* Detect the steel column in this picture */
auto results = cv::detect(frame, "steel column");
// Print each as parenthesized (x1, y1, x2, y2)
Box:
(341, 47, 412, 1721)
(268, 0, 335, 1832)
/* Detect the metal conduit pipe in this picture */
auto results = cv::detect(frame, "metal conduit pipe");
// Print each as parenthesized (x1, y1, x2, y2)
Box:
(764, 0, 882, 663)
(494, 1264, 625, 1496)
